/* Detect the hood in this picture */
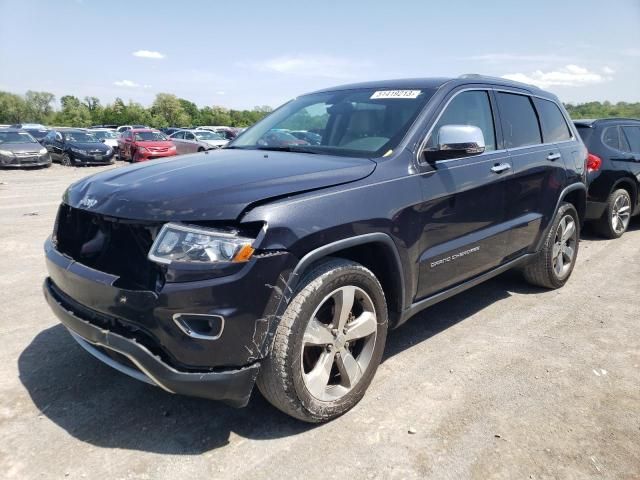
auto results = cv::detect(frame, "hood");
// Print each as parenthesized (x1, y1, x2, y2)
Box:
(64, 149, 376, 221)
(69, 142, 110, 152)
(0, 142, 43, 154)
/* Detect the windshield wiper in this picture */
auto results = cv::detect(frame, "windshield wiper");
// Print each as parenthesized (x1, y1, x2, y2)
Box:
(255, 145, 319, 154)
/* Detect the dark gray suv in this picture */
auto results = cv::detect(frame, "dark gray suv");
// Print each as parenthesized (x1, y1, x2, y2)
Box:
(43, 75, 587, 422)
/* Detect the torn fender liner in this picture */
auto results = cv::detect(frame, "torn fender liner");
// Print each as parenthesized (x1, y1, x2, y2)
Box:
(43, 279, 260, 407)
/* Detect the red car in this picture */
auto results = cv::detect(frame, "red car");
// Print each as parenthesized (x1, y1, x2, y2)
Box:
(118, 128, 177, 162)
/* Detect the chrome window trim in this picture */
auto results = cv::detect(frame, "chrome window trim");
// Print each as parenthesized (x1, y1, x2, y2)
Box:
(415, 86, 577, 168)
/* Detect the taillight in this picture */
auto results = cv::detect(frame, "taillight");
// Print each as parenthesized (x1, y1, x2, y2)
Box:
(586, 153, 602, 173)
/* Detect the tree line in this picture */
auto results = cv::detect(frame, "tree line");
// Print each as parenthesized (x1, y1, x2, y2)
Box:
(0, 90, 638, 129)
(0, 90, 273, 128)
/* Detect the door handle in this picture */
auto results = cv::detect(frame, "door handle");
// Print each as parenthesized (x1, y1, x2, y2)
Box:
(547, 153, 561, 161)
(490, 163, 511, 174)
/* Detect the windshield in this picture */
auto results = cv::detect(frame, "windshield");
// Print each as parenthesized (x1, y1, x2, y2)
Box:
(230, 87, 435, 157)
(91, 130, 117, 139)
(195, 131, 224, 140)
(64, 131, 98, 143)
(0, 131, 37, 144)
(135, 131, 168, 142)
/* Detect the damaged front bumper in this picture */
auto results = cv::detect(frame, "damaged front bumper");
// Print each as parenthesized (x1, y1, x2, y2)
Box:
(43, 236, 297, 407)
(44, 278, 260, 406)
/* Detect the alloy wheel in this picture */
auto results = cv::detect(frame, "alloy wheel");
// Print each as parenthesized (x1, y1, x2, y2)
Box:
(611, 193, 631, 235)
(552, 214, 577, 278)
(300, 285, 378, 401)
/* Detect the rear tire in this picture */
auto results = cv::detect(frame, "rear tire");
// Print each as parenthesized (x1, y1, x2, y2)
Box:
(523, 202, 579, 289)
(594, 188, 632, 239)
(257, 258, 388, 423)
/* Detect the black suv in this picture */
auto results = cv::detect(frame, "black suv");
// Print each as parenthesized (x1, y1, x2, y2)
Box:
(43, 76, 587, 422)
(42, 128, 115, 166)
(574, 118, 640, 238)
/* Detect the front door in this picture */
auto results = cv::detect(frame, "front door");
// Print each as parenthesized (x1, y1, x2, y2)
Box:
(415, 89, 510, 299)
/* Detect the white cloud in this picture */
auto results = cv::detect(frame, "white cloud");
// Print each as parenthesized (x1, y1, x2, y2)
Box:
(502, 65, 613, 88)
(602, 66, 615, 74)
(240, 54, 371, 79)
(215, 91, 226, 95)
(114, 79, 140, 88)
(132, 50, 165, 59)
(466, 53, 575, 64)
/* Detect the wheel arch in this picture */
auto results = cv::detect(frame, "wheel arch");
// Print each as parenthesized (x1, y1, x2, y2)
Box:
(535, 182, 586, 252)
(287, 233, 406, 326)
(610, 176, 638, 210)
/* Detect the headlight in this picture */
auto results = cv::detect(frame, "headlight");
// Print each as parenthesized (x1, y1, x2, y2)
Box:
(70, 147, 87, 155)
(39, 147, 47, 155)
(0, 149, 14, 157)
(105, 147, 112, 154)
(148, 223, 255, 265)
(169, 145, 176, 150)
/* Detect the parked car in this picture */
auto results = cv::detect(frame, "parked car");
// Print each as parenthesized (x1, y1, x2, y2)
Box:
(260, 130, 309, 147)
(290, 130, 322, 145)
(160, 127, 186, 136)
(196, 126, 239, 140)
(43, 76, 586, 422)
(0, 128, 51, 167)
(88, 128, 120, 154)
(574, 118, 640, 238)
(169, 129, 228, 154)
(22, 127, 51, 145)
(117, 128, 176, 162)
(41, 128, 114, 166)
(116, 124, 148, 135)
(10, 123, 47, 130)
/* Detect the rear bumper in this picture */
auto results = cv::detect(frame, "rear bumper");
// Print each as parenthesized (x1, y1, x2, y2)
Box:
(43, 278, 261, 407)
(586, 200, 607, 221)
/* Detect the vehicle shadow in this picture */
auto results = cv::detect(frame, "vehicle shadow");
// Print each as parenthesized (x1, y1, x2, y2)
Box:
(18, 271, 544, 454)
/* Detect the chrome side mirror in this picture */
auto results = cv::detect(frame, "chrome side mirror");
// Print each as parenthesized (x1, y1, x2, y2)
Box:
(423, 124, 485, 162)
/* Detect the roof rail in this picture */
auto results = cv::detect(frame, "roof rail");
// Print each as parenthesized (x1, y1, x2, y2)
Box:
(458, 73, 540, 90)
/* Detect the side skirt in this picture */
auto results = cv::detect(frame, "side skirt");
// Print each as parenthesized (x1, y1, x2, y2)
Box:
(397, 253, 535, 326)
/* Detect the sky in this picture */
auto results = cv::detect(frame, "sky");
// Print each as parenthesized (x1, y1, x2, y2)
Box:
(0, 0, 639, 110)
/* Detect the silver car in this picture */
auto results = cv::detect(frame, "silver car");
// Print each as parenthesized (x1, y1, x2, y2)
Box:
(169, 129, 228, 154)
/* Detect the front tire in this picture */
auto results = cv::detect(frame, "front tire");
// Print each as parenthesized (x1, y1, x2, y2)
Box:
(523, 202, 579, 289)
(594, 188, 632, 239)
(257, 258, 388, 423)
(61, 153, 74, 167)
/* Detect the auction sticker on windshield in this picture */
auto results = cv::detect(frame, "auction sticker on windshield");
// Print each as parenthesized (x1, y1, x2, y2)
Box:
(370, 90, 422, 99)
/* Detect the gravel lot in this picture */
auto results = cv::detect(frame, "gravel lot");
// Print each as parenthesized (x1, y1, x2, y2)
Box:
(1, 162, 639, 480)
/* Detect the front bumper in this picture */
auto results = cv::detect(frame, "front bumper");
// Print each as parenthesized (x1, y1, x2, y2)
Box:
(137, 150, 177, 161)
(72, 151, 115, 165)
(44, 278, 261, 407)
(0, 153, 51, 167)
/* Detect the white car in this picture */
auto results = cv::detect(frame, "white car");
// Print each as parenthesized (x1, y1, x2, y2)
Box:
(87, 128, 119, 152)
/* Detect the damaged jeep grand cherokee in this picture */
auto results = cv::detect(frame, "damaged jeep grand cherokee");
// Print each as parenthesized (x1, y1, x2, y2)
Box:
(43, 76, 587, 422)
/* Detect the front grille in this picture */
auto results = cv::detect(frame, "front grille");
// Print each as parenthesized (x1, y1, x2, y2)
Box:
(16, 151, 41, 157)
(55, 205, 164, 290)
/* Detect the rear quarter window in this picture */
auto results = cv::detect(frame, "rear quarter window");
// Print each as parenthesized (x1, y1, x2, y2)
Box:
(496, 92, 542, 148)
(602, 126, 622, 150)
(533, 98, 572, 142)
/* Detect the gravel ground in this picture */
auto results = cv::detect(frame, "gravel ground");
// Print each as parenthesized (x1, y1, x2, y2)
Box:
(1, 162, 639, 480)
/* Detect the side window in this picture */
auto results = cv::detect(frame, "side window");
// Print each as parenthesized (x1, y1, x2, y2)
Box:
(602, 126, 621, 150)
(621, 126, 640, 154)
(533, 98, 571, 142)
(426, 90, 496, 152)
(496, 93, 542, 148)
(173, 131, 185, 139)
(185, 132, 195, 140)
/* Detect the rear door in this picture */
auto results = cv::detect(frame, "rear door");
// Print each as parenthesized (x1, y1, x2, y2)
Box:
(415, 88, 511, 298)
(497, 92, 567, 259)
(171, 131, 186, 154)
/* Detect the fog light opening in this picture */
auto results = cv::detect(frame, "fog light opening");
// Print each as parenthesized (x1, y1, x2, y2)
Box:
(172, 313, 224, 340)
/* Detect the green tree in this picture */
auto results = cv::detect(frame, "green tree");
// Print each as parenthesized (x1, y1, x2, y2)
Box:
(151, 93, 190, 127)
(24, 90, 55, 123)
(55, 95, 92, 126)
(0, 91, 27, 123)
